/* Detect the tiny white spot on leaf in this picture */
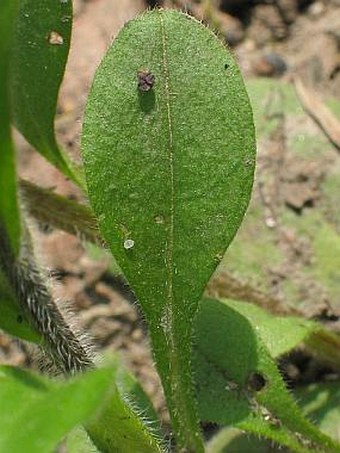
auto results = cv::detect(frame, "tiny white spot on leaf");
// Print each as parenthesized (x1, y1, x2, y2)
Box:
(48, 31, 64, 45)
(123, 239, 135, 250)
(154, 215, 164, 224)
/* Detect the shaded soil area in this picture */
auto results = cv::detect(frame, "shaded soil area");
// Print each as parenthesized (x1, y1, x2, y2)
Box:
(2, 0, 340, 440)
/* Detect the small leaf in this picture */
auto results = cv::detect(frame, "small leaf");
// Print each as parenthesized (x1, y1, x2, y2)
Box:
(0, 363, 163, 453)
(0, 0, 21, 256)
(65, 426, 98, 453)
(225, 299, 340, 370)
(82, 10, 255, 450)
(86, 385, 164, 453)
(10, 0, 81, 185)
(195, 298, 340, 452)
(223, 299, 315, 358)
(0, 365, 114, 453)
(113, 355, 162, 434)
(85, 355, 163, 452)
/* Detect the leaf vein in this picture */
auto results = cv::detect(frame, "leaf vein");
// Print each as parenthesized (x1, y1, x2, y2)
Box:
(160, 12, 174, 324)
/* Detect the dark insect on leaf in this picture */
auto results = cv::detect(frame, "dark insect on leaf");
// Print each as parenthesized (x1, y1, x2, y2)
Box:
(137, 69, 155, 92)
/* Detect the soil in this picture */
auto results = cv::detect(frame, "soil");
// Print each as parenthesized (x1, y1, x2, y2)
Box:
(2, 0, 340, 444)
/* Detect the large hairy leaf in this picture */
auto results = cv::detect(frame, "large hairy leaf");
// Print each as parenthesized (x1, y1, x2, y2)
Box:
(82, 9, 255, 450)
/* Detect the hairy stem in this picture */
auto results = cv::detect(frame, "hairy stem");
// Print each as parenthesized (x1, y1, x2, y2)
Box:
(0, 222, 94, 374)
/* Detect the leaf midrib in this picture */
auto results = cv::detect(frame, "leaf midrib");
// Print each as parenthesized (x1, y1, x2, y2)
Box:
(158, 13, 204, 452)
(159, 12, 175, 326)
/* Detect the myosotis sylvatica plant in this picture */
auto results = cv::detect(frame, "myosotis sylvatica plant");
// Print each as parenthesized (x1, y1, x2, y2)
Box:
(1, 1, 339, 452)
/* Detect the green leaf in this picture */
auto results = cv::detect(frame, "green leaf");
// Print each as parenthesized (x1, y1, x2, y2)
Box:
(195, 298, 340, 452)
(206, 426, 274, 453)
(85, 354, 163, 453)
(0, 363, 163, 453)
(0, 0, 21, 256)
(82, 10, 255, 450)
(86, 385, 164, 453)
(113, 355, 162, 434)
(0, 1, 31, 343)
(65, 426, 98, 453)
(223, 299, 316, 358)
(0, 365, 114, 453)
(227, 299, 340, 371)
(10, 0, 82, 186)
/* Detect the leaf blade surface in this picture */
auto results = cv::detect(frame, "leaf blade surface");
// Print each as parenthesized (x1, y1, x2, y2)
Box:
(82, 10, 256, 450)
(10, 0, 80, 184)
(0, 0, 21, 255)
